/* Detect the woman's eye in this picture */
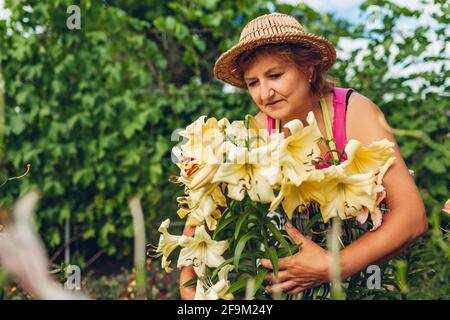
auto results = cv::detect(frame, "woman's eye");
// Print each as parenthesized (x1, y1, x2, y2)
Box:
(247, 74, 281, 87)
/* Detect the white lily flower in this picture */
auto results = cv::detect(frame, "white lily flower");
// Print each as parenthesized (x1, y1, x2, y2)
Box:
(156, 219, 181, 273)
(177, 148, 221, 191)
(182, 195, 222, 231)
(194, 264, 234, 300)
(161, 256, 174, 273)
(177, 183, 226, 231)
(226, 120, 248, 147)
(356, 184, 385, 231)
(177, 225, 229, 277)
(356, 205, 383, 231)
(319, 165, 377, 223)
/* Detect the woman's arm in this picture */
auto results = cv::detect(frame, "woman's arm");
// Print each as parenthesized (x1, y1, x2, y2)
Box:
(339, 92, 428, 279)
(262, 93, 428, 293)
(179, 224, 196, 300)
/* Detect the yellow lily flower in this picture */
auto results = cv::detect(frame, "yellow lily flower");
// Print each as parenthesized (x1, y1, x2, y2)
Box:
(224, 115, 272, 149)
(175, 118, 227, 193)
(270, 175, 325, 220)
(189, 197, 221, 231)
(190, 163, 220, 191)
(176, 181, 226, 231)
(280, 112, 323, 186)
(187, 182, 227, 208)
(376, 156, 396, 185)
(177, 225, 229, 277)
(177, 193, 223, 231)
(356, 156, 395, 230)
(155, 219, 181, 273)
(179, 116, 227, 159)
(320, 165, 377, 223)
(246, 115, 271, 149)
(212, 141, 281, 203)
(343, 138, 395, 175)
(177, 149, 220, 191)
(185, 211, 222, 231)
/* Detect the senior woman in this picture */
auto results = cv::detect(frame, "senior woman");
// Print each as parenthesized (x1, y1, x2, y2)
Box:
(179, 12, 428, 299)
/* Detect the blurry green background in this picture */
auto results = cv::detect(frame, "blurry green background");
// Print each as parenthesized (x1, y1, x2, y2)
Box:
(0, 0, 448, 299)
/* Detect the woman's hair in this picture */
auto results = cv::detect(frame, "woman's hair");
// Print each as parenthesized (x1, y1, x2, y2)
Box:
(236, 43, 338, 97)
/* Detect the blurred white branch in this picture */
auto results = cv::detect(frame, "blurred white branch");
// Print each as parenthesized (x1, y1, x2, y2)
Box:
(0, 191, 90, 300)
(128, 196, 146, 299)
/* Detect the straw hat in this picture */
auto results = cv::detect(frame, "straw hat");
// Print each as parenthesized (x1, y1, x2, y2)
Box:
(213, 12, 336, 89)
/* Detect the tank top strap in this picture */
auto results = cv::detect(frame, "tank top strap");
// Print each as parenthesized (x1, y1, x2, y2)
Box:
(318, 87, 354, 168)
(332, 87, 352, 152)
(267, 115, 275, 134)
(319, 94, 337, 161)
(267, 115, 282, 135)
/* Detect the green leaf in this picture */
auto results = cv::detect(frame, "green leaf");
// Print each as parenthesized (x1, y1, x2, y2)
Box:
(267, 247, 279, 278)
(10, 115, 26, 135)
(267, 220, 292, 255)
(253, 269, 267, 296)
(181, 277, 197, 288)
(213, 213, 234, 239)
(424, 157, 446, 174)
(225, 275, 249, 295)
(304, 213, 323, 232)
(211, 252, 265, 279)
(233, 232, 259, 271)
(234, 210, 251, 240)
(123, 123, 138, 139)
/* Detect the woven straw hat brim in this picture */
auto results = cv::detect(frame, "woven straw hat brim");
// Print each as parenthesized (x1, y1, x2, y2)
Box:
(214, 32, 336, 89)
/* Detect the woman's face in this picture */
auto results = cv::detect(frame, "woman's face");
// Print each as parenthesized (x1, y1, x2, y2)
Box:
(243, 52, 312, 120)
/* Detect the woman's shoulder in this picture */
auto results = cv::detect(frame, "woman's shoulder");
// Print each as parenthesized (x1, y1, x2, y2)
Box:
(345, 91, 392, 146)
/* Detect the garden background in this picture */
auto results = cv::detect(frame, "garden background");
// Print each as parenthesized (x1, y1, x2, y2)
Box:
(0, 0, 448, 299)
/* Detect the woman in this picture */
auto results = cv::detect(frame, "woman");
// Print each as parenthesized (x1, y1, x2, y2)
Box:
(179, 12, 428, 299)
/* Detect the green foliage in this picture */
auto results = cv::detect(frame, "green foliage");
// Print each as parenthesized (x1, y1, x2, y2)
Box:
(0, 0, 268, 261)
(209, 198, 300, 299)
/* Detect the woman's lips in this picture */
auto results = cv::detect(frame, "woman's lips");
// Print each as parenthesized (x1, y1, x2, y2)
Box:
(266, 100, 283, 107)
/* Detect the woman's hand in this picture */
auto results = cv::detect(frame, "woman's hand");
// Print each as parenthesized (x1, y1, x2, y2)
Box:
(261, 221, 331, 295)
(179, 224, 197, 300)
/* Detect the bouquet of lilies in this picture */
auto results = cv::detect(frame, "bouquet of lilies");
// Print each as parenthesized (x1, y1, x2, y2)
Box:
(151, 112, 395, 300)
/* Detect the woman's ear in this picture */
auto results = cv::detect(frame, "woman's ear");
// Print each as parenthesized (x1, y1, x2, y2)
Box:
(307, 66, 314, 81)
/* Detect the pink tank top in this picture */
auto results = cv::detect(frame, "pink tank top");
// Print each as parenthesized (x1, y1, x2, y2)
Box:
(267, 87, 354, 169)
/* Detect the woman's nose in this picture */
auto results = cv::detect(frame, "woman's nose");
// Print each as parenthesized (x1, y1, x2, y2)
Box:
(260, 84, 275, 101)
